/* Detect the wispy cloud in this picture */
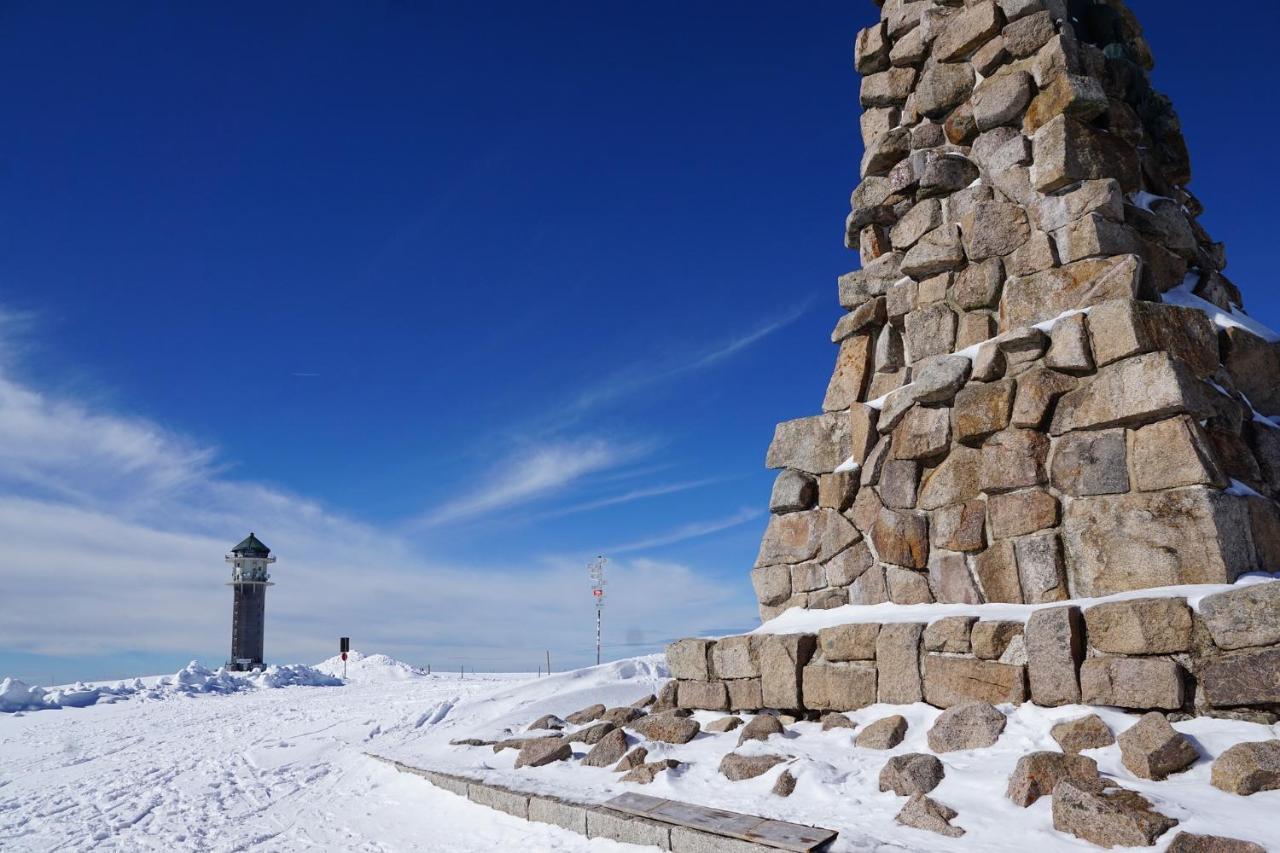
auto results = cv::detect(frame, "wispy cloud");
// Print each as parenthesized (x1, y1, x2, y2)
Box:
(563, 300, 813, 418)
(410, 438, 645, 528)
(526, 478, 719, 522)
(606, 507, 763, 555)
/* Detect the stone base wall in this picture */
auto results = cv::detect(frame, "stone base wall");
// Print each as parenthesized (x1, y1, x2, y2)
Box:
(668, 583, 1280, 721)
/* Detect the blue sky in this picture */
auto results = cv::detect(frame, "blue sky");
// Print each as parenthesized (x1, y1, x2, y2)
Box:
(1, 1, 1278, 683)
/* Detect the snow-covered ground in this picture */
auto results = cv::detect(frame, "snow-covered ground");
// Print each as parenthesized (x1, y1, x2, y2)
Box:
(4, 651, 1277, 852)
(0, 654, 646, 852)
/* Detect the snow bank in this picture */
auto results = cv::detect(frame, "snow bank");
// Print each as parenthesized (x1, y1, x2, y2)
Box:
(1, 660, 340, 714)
(1163, 273, 1280, 343)
(314, 651, 430, 683)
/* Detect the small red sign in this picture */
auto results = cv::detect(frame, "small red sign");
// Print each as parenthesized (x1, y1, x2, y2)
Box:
(341, 652, 348, 661)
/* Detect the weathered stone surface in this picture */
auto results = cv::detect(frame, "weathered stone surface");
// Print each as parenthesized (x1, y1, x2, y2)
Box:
(766, 413, 851, 475)
(1025, 606, 1084, 707)
(1084, 598, 1193, 655)
(817, 471, 858, 512)
(758, 634, 816, 710)
(651, 681, 678, 713)
(1211, 740, 1280, 796)
(841, 252, 902, 307)
(870, 508, 929, 569)
(726, 678, 763, 711)
(666, 640, 712, 681)
(927, 549, 983, 604)
(1132, 417, 1227, 492)
(961, 201, 1031, 262)
(880, 752, 944, 796)
(919, 446, 982, 510)
(1052, 352, 1212, 435)
(621, 759, 681, 785)
(1046, 312, 1095, 373)
(1050, 428, 1129, 495)
(802, 661, 877, 711)
(1051, 780, 1178, 848)
(903, 225, 965, 280)
(790, 561, 826, 594)
(877, 622, 925, 704)
(974, 539, 1023, 603)
(1061, 489, 1254, 596)
(820, 712, 854, 731)
(632, 712, 700, 744)
(677, 680, 729, 712)
(1222, 327, 1280, 417)
(1052, 714, 1116, 754)
(849, 563, 890, 605)
(568, 721, 618, 745)
(515, 738, 572, 769)
(528, 714, 567, 731)
(1003, 9, 1053, 56)
(1001, 255, 1140, 330)
(857, 714, 908, 749)
(911, 355, 971, 404)
(1200, 648, 1280, 708)
(1014, 530, 1067, 603)
(703, 715, 743, 733)
(736, 713, 784, 746)
(719, 753, 787, 782)
(1118, 712, 1199, 781)
(952, 258, 1003, 310)
(771, 769, 798, 798)
(923, 655, 1026, 708)
(861, 127, 911, 178)
(826, 541, 874, 588)
(895, 794, 965, 838)
(582, 727, 630, 767)
(861, 67, 917, 109)
(891, 198, 942, 251)
(568, 701, 606, 722)
(1166, 833, 1267, 853)
(923, 616, 975, 654)
(1087, 300, 1219, 379)
(818, 622, 879, 662)
(755, 508, 858, 568)
(751, 564, 791, 608)
(823, 335, 874, 412)
(893, 406, 950, 460)
(930, 500, 986, 552)
(927, 701, 1007, 752)
(1007, 751, 1102, 807)
(1024, 70, 1107, 134)
(980, 428, 1048, 493)
(988, 488, 1057, 539)
(1031, 114, 1141, 194)
(904, 304, 958, 363)
(934, 1, 1002, 62)
(1198, 583, 1280, 651)
(769, 469, 817, 514)
(1011, 367, 1076, 429)
(833, 298, 887, 342)
(710, 636, 759, 680)
(954, 379, 1015, 443)
(887, 566, 935, 605)
(973, 72, 1034, 134)
(972, 621, 1023, 660)
(916, 63, 977, 118)
(1080, 658, 1186, 711)
(854, 22, 889, 74)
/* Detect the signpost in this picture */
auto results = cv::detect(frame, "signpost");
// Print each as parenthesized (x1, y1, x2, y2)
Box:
(589, 556, 607, 666)
(339, 637, 350, 679)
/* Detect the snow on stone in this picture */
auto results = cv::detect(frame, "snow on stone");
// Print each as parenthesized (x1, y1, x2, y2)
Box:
(1163, 273, 1280, 343)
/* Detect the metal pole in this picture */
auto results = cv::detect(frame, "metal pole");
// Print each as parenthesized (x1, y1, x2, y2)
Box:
(596, 608, 602, 666)
(546, 649, 551, 676)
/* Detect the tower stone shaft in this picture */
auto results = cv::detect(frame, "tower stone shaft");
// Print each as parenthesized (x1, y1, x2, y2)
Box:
(227, 532, 275, 671)
(748, 0, 1280, 621)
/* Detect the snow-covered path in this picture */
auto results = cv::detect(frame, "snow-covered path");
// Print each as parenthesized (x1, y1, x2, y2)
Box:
(0, 668, 640, 852)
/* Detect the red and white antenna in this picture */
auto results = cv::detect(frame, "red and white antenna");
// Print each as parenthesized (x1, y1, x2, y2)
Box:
(589, 555, 607, 666)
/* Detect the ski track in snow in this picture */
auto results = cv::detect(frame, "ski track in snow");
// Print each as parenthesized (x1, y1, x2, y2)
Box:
(0, 670, 644, 852)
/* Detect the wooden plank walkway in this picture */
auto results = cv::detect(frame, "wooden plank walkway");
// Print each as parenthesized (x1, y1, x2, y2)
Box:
(604, 792, 837, 852)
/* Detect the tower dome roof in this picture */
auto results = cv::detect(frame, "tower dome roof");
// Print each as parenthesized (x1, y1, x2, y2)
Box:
(231, 532, 271, 556)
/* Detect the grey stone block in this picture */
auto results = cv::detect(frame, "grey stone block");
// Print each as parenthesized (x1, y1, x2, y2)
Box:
(422, 769, 470, 797)
(587, 808, 672, 849)
(528, 794, 589, 834)
(467, 783, 529, 819)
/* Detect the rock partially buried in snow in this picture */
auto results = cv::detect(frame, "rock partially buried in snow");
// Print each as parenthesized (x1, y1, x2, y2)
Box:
(927, 701, 1006, 752)
(1051, 714, 1115, 754)
(568, 721, 617, 745)
(527, 714, 566, 731)
(1006, 751, 1102, 807)
(582, 727, 628, 768)
(514, 737, 572, 769)
(821, 712, 854, 731)
(1117, 713, 1198, 781)
(1166, 832, 1267, 853)
(879, 753, 945, 795)
(622, 758, 680, 784)
(493, 734, 562, 753)
(1210, 740, 1280, 795)
(737, 714, 785, 746)
(564, 704, 604, 725)
(632, 712, 699, 744)
(1051, 780, 1178, 848)
(895, 794, 964, 838)
(704, 716, 743, 733)
(599, 706, 645, 726)
(448, 738, 493, 747)
(719, 752, 787, 781)
(614, 746, 648, 773)
(772, 769, 797, 797)
(630, 693, 656, 708)
(857, 714, 908, 749)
